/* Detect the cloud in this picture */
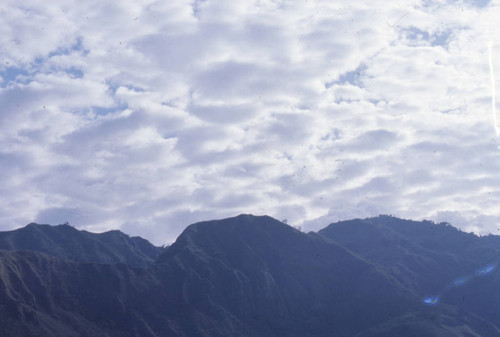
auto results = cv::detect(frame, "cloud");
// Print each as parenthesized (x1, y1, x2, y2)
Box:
(1, 0, 500, 244)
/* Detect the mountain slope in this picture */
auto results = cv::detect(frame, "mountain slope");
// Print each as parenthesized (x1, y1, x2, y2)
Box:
(0, 249, 167, 337)
(355, 305, 500, 337)
(0, 223, 163, 267)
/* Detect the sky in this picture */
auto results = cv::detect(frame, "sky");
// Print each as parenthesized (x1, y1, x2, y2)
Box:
(1, 0, 500, 245)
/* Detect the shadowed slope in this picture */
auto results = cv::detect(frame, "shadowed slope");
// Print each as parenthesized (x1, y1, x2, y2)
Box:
(0, 249, 168, 337)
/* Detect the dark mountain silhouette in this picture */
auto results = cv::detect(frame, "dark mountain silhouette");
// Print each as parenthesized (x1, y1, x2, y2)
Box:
(0, 223, 163, 267)
(0, 214, 499, 336)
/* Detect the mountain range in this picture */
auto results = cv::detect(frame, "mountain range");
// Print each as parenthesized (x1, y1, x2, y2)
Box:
(0, 214, 499, 336)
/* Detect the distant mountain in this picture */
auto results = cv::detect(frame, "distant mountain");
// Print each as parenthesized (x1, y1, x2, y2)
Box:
(0, 223, 164, 267)
(0, 214, 499, 336)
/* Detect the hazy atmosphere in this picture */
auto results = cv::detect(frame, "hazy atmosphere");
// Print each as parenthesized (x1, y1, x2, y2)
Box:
(1, 0, 500, 245)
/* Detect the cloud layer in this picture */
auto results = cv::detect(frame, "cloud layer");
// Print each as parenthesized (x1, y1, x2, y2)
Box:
(2, 0, 500, 244)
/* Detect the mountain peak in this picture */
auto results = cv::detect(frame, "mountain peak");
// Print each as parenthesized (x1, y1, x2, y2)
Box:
(156, 214, 297, 263)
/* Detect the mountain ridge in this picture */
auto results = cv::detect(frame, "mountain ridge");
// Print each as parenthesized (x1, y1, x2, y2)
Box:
(0, 214, 499, 336)
(0, 222, 164, 267)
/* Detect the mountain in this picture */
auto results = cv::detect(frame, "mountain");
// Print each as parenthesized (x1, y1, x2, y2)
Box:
(0, 223, 164, 267)
(319, 215, 500, 332)
(155, 215, 416, 336)
(0, 214, 499, 336)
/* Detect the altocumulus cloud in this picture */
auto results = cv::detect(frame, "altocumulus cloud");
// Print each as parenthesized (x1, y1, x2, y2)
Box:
(1, 0, 500, 244)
